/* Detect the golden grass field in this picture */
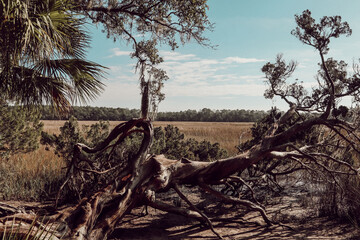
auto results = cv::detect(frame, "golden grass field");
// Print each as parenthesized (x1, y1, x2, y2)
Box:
(42, 120, 254, 155)
(0, 121, 253, 200)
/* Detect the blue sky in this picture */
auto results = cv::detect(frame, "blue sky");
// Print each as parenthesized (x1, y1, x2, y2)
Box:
(85, 0, 360, 112)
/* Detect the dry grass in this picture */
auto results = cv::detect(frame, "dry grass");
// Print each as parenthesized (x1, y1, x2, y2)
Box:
(154, 121, 253, 155)
(0, 120, 253, 201)
(0, 145, 64, 200)
(41, 120, 254, 155)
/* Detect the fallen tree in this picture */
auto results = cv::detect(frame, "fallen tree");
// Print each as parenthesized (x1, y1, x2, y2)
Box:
(1, 106, 358, 239)
(1, 9, 360, 240)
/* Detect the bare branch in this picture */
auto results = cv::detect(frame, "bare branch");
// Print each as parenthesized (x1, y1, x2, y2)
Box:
(227, 176, 263, 207)
(198, 181, 272, 226)
(173, 184, 223, 239)
(147, 198, 204, 223)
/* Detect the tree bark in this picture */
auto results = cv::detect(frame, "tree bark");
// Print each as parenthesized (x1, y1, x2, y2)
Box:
(53, 118, 274, 239)
(0, 116, 287, 239)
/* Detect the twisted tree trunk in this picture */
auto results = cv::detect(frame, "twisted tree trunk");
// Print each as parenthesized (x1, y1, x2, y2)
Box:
(54, 118, 277, 239)
(0, 118, 271, 239)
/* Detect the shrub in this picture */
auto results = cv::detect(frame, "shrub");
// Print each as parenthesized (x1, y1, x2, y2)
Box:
(0, 104, 50, 201)
(41, 118, 228, 203)
(151, 124, 228, 161)
(0, 104, 43, 159)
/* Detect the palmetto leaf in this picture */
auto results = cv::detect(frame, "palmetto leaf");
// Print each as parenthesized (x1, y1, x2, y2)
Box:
(0, 0, 106, 112)
(34, 58, 106, 104)
(7, 66, 71, 112)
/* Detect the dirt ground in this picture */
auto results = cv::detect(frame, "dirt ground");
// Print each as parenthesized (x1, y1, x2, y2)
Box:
(0, 185, 358, 240)
(110, 187, 359, 240)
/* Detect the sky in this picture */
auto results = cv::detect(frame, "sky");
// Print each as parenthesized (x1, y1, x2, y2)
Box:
(85, 0, 360, 112)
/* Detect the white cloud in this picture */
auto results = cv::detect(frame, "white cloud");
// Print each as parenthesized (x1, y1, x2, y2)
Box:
(302, 81, 318, 89)
(108, 48, 132, 57)
(108, 65, 123, 73)
(106, 66, 137, 83)
(164, 82, 266, 97)
(94, 51, 268, 109)
(222, 57, 266, 64)
(159, 52, 265, 87)
(93, 81, 141, 108)
(213, 75, 264, 83)
(160, 58, 223, 84)
(160, 51, 197, 61)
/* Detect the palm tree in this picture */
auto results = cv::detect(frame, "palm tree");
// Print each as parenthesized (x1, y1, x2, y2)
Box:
(0, 0, 106, 111)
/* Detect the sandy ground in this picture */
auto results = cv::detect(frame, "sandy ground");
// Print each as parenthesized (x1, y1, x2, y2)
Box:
(110, 188, 359, 240)
(0, 186, 358, 240)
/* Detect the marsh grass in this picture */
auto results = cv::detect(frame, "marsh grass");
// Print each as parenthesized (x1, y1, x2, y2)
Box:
(0, 120, 252, 201)
(41, 120, 253, 155)
(0, 146, 64, 201)
(298, 151, 360, 226)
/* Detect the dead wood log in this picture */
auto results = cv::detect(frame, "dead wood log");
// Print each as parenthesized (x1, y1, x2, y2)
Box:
(0, 119, 271, 239)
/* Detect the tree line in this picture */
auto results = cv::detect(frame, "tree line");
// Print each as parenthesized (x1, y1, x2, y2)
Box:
(40, 106, 267, 122)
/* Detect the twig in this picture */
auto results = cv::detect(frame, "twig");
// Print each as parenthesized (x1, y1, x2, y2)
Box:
(147, 199, 204, 223)
(228, 175, 263, 208)
(198, 181, 273, 226)
(173, 184, 223, 239)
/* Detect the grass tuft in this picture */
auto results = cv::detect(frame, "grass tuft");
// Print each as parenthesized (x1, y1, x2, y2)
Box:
(0, 146, 64, 201)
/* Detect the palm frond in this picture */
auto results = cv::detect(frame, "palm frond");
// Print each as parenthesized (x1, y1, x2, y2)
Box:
(22, 0, 90, 61)
(34, 58, 106, 104)
(0, 0, 107, 112)
(0, 0, 90, 64)
(8, 66, 71, 112)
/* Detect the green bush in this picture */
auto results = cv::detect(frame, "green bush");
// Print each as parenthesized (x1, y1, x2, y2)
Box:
(0, 104, 43, 159)
(42, 118, 229, 165)
(41, 117, 111, 202)
(151, 124, 228, 161)
(41, 118, 228, 202)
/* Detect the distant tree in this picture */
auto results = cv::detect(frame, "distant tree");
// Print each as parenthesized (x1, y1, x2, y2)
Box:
(155, 108, 266, 122)
(40, 106, 267, 122)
